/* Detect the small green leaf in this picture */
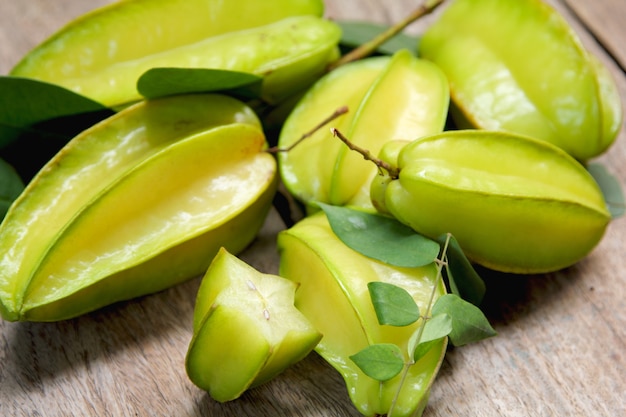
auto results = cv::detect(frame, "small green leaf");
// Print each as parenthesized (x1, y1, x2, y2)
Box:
(0, 76, 108, 149)
(437, 233, 486, 306)
(349, 343, 405, 382)
(409, 313, 451, 362)
(587, 162, 625, 219)
(320, 203, 440, 267)
(432, 294, 496, 346)
(337, 21, 420, 56)
(0, 158, 24, 220)
(137, 68, 263, 100)
(368, 281, 420, 327)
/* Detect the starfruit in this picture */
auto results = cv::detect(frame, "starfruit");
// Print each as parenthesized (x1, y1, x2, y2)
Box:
(278, 49, 449, 211)
(277, 211, 446, 417)
(186, 248, 321, 402)
(419, 0, 623, 161)
(10, 0, 340, 107)
(371, 130, 612, 274)
(0, 94, 277, 322)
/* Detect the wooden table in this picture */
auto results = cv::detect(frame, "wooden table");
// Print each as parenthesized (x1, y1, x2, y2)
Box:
(1, 1, 624, 416)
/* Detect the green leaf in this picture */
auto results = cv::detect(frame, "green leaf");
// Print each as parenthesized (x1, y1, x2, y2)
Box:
(0, 158, 24, 220)
(437, 233, 486, 306)
(137, 68, 263, 100)
(432, 294, 496, 346)
(0, 109, 114, 183)
(337, 21, 420, 56)
(587, 162, 625, 219)
(409, 313, 452, 362)
(368, 281, 420, 327)
(349, 343, 405, 382)
(319, 203, 440, 267)
(0, 76, 108, 149)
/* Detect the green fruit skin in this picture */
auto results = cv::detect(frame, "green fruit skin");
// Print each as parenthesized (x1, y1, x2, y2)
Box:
(12, 0, 324, 75)
(278, 211, 446, 417)
(420, 0, 623, 161)
(278, 49, 449, 211)
(11, 0, 337, 107)
(370, 140, 410, 215)
(0, 94, 277, 321)
(186, 248, 321, 402)
(377, 130, 611, 274)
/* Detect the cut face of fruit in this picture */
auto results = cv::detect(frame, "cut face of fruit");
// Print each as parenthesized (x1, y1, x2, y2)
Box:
(186, 248, 321, 402)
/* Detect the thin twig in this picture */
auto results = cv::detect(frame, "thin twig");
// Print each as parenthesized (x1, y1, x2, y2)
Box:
(330, 128, 400, 179)
(327, 0, 445, 71)
(387, 233, 451, 417)
(266, 106, 349, 154)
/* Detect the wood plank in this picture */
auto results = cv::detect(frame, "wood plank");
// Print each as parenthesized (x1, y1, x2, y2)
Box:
(564, 0, 626, 71)
(1, 1, 625, 416)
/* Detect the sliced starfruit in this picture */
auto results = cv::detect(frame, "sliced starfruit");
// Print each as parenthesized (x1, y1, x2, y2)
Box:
(372, 130, 611, 274)
(420, 0, 623, 161)
(278, 49, 449, 211)
(0, 94, 277, 321)
(277, 211, 446, 417)
(11, 0, 340, 107)
(186, 248, 321, 402)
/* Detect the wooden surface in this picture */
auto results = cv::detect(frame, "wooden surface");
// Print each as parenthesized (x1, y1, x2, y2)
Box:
(1, 1, 625, 416)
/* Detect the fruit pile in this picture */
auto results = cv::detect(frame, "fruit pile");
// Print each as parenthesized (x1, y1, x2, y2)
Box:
(0, 0, 622, 416)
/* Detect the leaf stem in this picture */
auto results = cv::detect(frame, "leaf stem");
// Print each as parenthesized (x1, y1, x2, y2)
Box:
(327, 0, 445, 71)
(387, 233, 451, 417)
(413, 233, 451, 351)
(266, 106, 349, 154)
(387, 362, 413, 417)
(330, 128, 400, 178)
(429, 233, 451, 317)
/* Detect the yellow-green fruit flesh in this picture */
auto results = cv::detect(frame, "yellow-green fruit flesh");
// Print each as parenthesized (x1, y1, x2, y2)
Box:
(278, 49, 449, 210)
(279, 57, 390, 208)
(11, 0, 325, 106)
(13, 14, 340, 107)
(331, 50, 449, 207)
(0, 94, 276, 321)
(186, 248, 321, 402)
(420, 0, 622, 161)
(278, 212, 446, 417)
(369, 140, 409, 214)
(383, 130, 611, 273)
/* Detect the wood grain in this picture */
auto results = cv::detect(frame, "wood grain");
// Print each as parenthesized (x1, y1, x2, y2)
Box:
(1, 1, 625, 416)
(564, 0, 626, 71)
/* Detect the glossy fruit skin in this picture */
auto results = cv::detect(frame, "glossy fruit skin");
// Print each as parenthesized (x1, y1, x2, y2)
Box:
(419, 0, 622, 161)
(185, 248, 321, 402)
(0, 94, 277, 321)
(278, 211, 446, 417)
(278, 49, 449, 211)
(373, 130, 611, 274)
(11, 0, 338, 107)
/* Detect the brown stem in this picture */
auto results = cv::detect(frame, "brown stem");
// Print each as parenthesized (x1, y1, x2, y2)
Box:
(330, 128, 400, 179)
(266, 106, 349, 154)
(327, 0, 445, 71)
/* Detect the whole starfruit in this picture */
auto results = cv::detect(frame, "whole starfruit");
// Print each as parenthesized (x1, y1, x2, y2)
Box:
(419, 0, 623, 161)
(371, 130, 612, 274)
(10, 0, 340, 107)
(186, 248, 321, 402)
(0, 94, 277, 321)
(278, 49, 449, 210)
(277, 211, 446, 417)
